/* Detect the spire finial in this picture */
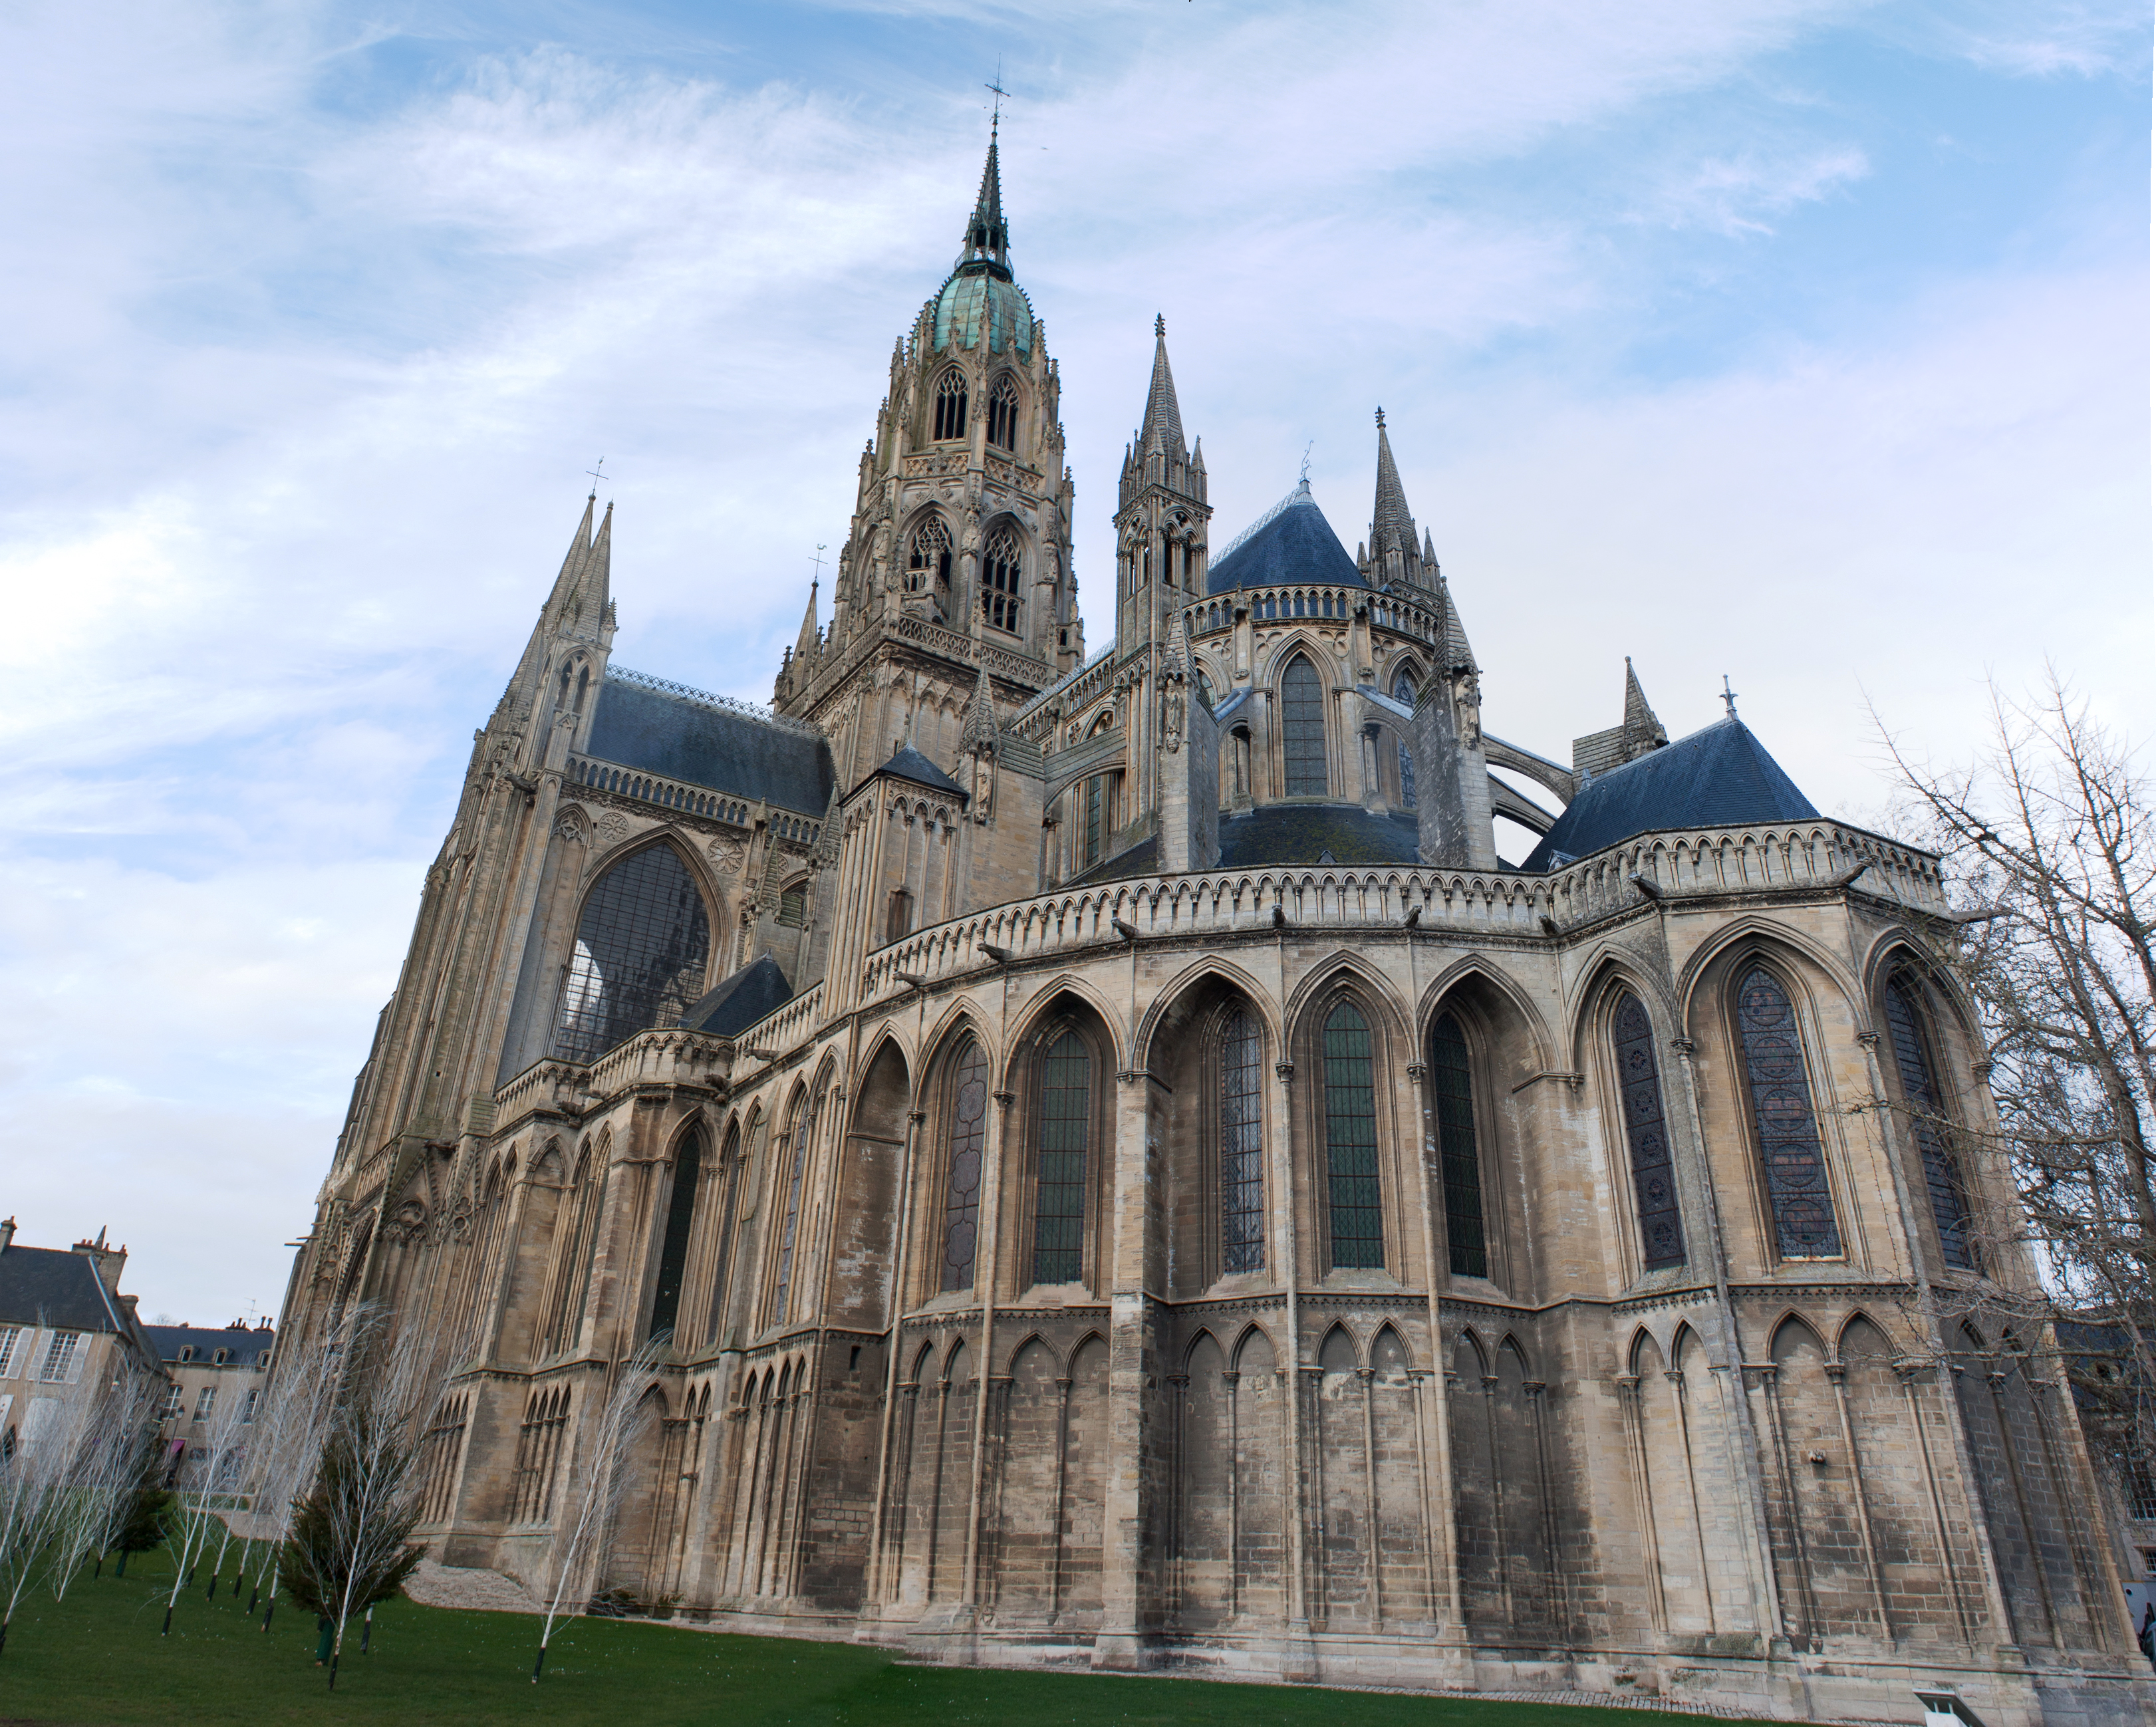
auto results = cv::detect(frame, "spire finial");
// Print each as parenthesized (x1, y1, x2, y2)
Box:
(1299, 440, 1313, 485)
(1154, 313, 1165, 339)
(1375, 406, 1385, 430)
(585, 455, 606, 501)
(1722, 674, 1739, 719)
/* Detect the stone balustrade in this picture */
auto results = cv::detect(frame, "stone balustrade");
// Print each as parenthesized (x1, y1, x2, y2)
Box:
(567, 755, 758, 827)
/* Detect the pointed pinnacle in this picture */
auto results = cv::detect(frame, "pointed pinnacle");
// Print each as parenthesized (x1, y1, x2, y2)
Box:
(1371, 412, 1416, 559)
(1139, 318, 1185, 457)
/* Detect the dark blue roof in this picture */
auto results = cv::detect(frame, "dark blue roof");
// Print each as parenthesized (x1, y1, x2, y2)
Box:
(684, 954, 793, 1039)
(871, 743, 965, 796)
(143, 1323, 275, 1367)
(586, 679, 835, 817)
(0, 1244, 127, 1333)
(1523, 716, 1818, 870)
(1208, 490, 1363, 595)
(1069, 803, 1420, 885)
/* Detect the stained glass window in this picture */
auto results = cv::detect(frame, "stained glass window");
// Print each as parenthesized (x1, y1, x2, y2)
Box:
(647, 1131, 702, 1340)
(1282, 656, 1327, 797)
(1883, 974, 1976, 1269)
(1033, 1031, 1089, 1283)
(1611, 993, 1685, 1269)
(1220, 1009, 1265, 1273)
(982, 527, 1023, 634)
(1323, 1000, 1384, 1268)
(1431, 1013, 1488, 1277)
(553, 846, 710, 1064)
(1735, 967, 1842, 1258)
(940, 1039, 989, 1291)
(933, 369, 968, 441)
(986, 376, 1019, 450)
(1393, 672, 1418, 809)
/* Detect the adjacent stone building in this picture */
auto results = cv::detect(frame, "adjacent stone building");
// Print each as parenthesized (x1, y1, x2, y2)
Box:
(145, 1320, 275, 1486)
(0, 1222, 165, 1456)
(273, 134, 2153, 1723)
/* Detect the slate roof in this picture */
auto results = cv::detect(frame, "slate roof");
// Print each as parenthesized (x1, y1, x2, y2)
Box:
(585, 678, 835, 817)
(870, 743, 966, 797)
(143, 1323, 275, 1367)
(684, 954, 793, 1039)
(1523, 716, 1818, 871)
(1208, 482, 1363, 595)
(0, 1244, 129, 1333)
(1068, 803, 1421, 886)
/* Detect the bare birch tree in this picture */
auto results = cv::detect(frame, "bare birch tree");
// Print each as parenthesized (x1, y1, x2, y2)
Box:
(1883, 672, 2156, 1474)
(50, 1373, 162, 1603)
(533, 1339, 664, 1681)
(243, 1309, 343, 1625)
(159, 1381, 254, 1635)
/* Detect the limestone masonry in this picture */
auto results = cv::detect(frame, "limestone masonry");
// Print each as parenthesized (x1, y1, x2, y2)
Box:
(273, 134, 2155, 1724)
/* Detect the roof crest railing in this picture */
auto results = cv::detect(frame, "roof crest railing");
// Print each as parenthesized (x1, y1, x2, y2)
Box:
(1009, 639, 1117, 730)
(607, 666, 823, 738)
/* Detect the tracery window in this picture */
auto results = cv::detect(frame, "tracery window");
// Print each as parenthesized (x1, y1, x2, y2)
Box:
(1735, 966, 1843, 1258)
(986, 376, 1019, 451)
(1032, 1030, 1089, 1284)
(1883, 972, 1976, 1269)
(1611, 992, 1685, 1269)
(940, 1039, 989, 1291)
(771, 1087, 821, 1325)
(1393, 672, 1418, 809)
(906, 517, 952, 593)
(982, 527, 1023, 634)
(933, 369, 968, 442)
(1322, 999, 1384, 1269)
(646, 1130, 702, 1341)
(1220, 1008, 1265, 1273)
(1431, 1013, 1488, 1277)
(1281, 655, 1327, 797)
(552, 845, 710, 1064)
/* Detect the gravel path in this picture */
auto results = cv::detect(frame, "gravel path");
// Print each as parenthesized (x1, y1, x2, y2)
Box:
(402, 1557, 544, 1615)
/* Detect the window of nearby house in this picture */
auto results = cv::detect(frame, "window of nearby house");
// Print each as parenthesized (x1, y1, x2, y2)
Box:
(242, 1389, 259, 1423)
(37, 1331, 80, 1383)
(160, 1383, 183, 1420)
(194, 1386, 216, 1420)
(0, 1326, 19, 1379)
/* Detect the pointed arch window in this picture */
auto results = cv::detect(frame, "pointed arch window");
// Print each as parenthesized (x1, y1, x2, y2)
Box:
(1735, 966, 1843, 1258)
(771, 1087, 821, 1325)
(1281, 655, 1327, 797)
(940, 1039, 989, 1291)
(1322, 999, 1383, 1269)
(933, 369, 968, 442)
(1431, 1013, 1488, 1277)
(1032, 1031, 1089, 1283)
(1883, 972, 1977, 1269)
(703, 1120, 745, 1346)
(1393, 671, 1418, 809)
(776, 880, 808, 928)
(1220, 1008, 1265, 1273)
(647, 1130, 702, 1341)
(553, 845, 710, 1064)
(986, 376, 1019, 452)
(982, 527, 1023, 634)
(906, 517, 952, 594)
(1611, 993, 1685, 1269)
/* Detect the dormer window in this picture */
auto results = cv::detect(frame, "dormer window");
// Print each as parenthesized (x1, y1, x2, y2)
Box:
(212, 1349, 229, 1365)
(982, 527, 1022, 634)
(986, 376, 1019, 452)
(177, 1347, 194, 1363)
(933, 370, 969, 442)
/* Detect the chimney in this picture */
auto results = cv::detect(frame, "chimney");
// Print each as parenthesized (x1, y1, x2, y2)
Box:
(71, 1226, 126, 1293)
(0, 1217, 13, 1254)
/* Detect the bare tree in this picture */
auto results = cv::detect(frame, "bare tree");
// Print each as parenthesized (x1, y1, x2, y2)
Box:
(50, 1374, 162, 1604)
(1883, 672, 2156, 1470)
(533, 1339, 664, 1681)
(159, 1381, 254, 1635)
(243, 1309, 343, 1625)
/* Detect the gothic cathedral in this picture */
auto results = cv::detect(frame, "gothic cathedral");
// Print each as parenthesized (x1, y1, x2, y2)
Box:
(277, 134, 2150, 1724)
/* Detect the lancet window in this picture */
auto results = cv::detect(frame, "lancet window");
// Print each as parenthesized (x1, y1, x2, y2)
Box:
(552, 845, 710, 1065)
(1611, 992, 1685, 1269)
(771, 1086, 821, 1325)
(932, 369, 968, 441)
(1032, 1030, 1089, 1284)
(906, 516, 952, 593)
(646, 1130, 702, 1341)
(1281, 655, 1327, 796)
(1735, 966, 1843, 1258)
(986, 375, 1019, 451)
(1322, 999, 1384, 1269)
(982, 527, 1023, 634)
(1393, 670, 1418, 808)
(1883, 971, 1976, 1269)
(1431, 1013, 1488, 1277)
(776, 880, 807, 928)
(702, 1119, 745, 1346)
(1220, 1008, 1265, 1273)
(940, 1039, 989, 1291)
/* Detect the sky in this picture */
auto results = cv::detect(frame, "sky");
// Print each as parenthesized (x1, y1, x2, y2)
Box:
(0, 0, 2147, 1323)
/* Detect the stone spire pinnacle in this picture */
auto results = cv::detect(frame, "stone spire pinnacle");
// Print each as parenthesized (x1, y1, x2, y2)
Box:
(1623, 656, 1663, 743)
(962, 660, 1000, 755)
(1139, 315, 1186, 457)
(1371, 408, 1417, 560)
(793, 578, 821, 668)
(954, 128, 1011, 279)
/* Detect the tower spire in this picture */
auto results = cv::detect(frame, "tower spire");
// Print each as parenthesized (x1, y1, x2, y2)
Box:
(955, 126, 1010, 279)
(1371, 407, 1417, 561)
(1139, 315, 1186, 457)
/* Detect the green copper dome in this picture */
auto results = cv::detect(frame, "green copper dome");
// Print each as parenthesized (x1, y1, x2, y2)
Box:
(933, 269, 1034, 359)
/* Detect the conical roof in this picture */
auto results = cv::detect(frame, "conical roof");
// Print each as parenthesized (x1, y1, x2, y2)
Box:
(1207, 479, 1362, 593)
(1370, 410, 1416, 557)
(1139, 316, 1185, 456)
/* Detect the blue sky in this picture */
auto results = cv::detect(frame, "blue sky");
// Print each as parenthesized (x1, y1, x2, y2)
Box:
(0, 0, 2145, 1321)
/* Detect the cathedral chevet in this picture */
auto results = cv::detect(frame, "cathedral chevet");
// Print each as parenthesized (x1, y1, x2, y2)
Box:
(279, 134, 2150, 1724)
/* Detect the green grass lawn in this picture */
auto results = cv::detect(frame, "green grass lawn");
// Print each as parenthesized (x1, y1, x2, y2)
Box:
(0, 1544, 1737, 1727)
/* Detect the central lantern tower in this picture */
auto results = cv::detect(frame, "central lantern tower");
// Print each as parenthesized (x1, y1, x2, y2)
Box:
(771, 130, 1080, 792)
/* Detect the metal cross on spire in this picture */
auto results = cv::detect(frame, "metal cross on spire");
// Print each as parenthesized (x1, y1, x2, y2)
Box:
(585, 456, 607, 499)
(1299, 440, 1314, 485)
(1722, 674, 1740, 719)
(986, 63, 1008, 140)
(809, 543, 827, 594)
